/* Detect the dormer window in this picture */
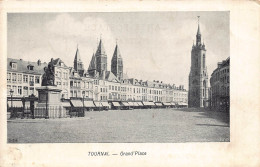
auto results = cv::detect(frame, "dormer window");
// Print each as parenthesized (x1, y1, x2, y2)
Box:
(11, 62, 17, 70)
(27, 65, 34, 71)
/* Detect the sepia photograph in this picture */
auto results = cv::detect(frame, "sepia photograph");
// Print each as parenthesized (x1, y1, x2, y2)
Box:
(6, 12, 230, 143)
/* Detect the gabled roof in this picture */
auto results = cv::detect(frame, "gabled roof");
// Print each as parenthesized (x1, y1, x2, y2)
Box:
(52, 58, 68, 68)
(88, 53, 97, 71)
(96, 39, 106, 56)
(7, 58, 47, 75)
(105, 71, 119, 82)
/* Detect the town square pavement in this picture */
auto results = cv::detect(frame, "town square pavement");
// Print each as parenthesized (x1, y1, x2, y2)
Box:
(7, 108, 230, 143)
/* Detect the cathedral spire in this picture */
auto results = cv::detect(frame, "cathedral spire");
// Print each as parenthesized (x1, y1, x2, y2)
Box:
(111, 41, 123, 81)
(74, 45, 81, 62)
(96, 38, 106, 55)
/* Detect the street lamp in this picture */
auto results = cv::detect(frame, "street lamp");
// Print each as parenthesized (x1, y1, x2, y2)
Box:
(10, 89, 14, 108)
(82, 91, 85, 117)
(9, 89, 14, 118)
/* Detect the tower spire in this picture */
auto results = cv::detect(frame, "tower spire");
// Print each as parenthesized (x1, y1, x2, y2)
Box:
(197, 16, 201, 35)
(196, 16, 202, 46)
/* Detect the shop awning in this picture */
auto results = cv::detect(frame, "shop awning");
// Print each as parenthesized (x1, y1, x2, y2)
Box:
(171, 102, 177, 106)
(163, 102, 171, 106)
(112, 102, 121, 107)
(142, 102, 150, 106)
(127, 102, 135, 106)
(94, 101, 102, 107)
(137, 102, 143, 106)
(122, 102, 129, 106)
(84, 101, 95, 107)
(62, 102, 71, 107)
(70, 100, 83, 107)
(155, 102, 162, 106)
(101, 102, 110, 107)
(178, 102, 188, 106)
(133, 102, 139, 106)
(7, 101, 23, 108)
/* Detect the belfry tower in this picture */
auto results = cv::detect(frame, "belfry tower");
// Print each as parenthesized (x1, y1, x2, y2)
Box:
(111, 41, 123, 81)
(188, 16, 209, 108)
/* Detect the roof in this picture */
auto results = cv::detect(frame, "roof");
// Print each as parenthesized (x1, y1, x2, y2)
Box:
(74, 47, 82, 63)
(112, 44, 122, 60)
(7, 58, 47, 75)
(197, 23, 201, 35)
(105, 71, 119, 82)
(52, 58, 68, 68)
(96, 39, 106, 56)
(88, 53, 96, 71)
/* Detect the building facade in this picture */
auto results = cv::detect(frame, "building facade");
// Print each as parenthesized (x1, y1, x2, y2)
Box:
(188, 18, 209, 108)
(7, 39, 188, 105)
(210, 57, 230, 112)
(7, 58, 47, 98)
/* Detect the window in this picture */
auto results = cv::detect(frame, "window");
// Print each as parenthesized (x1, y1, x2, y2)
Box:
(29, 87, 34, 95)
(23, 75, 28, 83)
(115, 86, 117, 91)
(17, 74, 22, 83)
(195, 58, 198, 67)
(18, 86, 22, 95)
(11, 63, 17, 69)
(7, 73, 11, 83)
(35, 76, 40, 84)
(12, 73, 17, 83)
(109, 85, 111, 90)
(23, 87, 28, 96)
(7, 85, 11, 95)
(30, 76, 34, 82)
(12, 86, 17, 95)
(112, 86, 114, 90)
(28, 65, 34, 70)
(203, 54, 205, 68)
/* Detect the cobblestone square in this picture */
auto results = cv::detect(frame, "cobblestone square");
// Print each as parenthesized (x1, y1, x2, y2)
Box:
(7, 108, 230, 143)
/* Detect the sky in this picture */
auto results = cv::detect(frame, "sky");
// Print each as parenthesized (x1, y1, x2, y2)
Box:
(7, 12, 229, 89)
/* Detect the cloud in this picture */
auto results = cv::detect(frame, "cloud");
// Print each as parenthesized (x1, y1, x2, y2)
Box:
(45, 13, 116, 68)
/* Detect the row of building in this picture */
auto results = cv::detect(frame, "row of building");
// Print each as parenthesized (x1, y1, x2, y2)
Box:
(7, 39, 188, 105)
(209, 57, 230, 112)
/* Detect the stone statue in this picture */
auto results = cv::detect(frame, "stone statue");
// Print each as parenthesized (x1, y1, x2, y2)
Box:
(41, 58, 55, 86)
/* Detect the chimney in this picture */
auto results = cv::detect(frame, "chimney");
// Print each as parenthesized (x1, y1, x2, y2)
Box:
(218, 62, 222, 68)
(37, 59, 41, 66)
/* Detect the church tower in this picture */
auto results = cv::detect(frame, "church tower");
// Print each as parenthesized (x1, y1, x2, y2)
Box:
(111, 42, 123, 81)
(188, 17, 209, 108)
(95, 38, 107, 76)
(73, 45, 84, 75)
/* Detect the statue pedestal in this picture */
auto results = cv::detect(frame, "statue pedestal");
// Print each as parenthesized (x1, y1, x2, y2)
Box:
(36, 86, 66, 118)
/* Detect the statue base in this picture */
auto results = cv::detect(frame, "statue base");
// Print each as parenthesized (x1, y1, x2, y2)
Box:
(36, 86, 67, 118)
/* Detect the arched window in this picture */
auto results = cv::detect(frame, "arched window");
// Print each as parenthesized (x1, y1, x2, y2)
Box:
(195, 58, 198, 67)
(203, 54, 205, 68)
